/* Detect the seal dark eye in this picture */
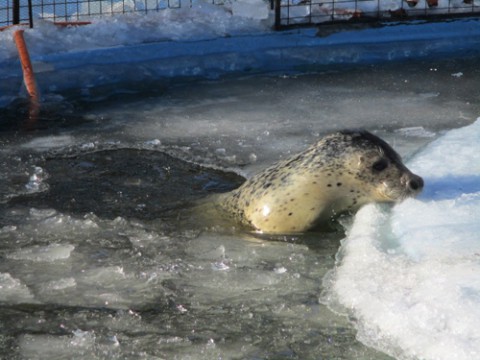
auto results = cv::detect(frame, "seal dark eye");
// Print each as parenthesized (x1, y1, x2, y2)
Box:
(372, 159, 389, 172)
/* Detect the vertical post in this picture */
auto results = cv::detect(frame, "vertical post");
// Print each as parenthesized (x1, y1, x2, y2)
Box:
(274, 0, 281, 30)
(28, 0, 34, 28)
(13, 0, 20, 24)
(13, 29, 40, 125)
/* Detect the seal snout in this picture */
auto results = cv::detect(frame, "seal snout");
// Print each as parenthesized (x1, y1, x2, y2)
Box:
(403, 173, 424, 194)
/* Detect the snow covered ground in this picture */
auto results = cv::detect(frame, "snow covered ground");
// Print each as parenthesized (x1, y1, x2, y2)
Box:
(0, 3, 272, 62)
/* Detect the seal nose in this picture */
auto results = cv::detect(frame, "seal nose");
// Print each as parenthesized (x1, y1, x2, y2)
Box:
(407, 175, 424, 192)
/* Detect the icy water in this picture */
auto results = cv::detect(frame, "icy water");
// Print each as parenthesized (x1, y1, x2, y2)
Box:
(0, 56, 479, 359)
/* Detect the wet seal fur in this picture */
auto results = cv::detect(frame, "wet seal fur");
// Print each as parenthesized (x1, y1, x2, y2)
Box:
(218, 130, 424, 234)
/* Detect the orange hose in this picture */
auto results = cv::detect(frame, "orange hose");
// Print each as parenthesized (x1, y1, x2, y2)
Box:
(13, 29, 40, 102)
(13, 29, 40, 127)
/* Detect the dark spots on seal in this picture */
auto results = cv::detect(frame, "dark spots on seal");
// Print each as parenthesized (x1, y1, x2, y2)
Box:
(220, 129, 421, 233)
(280, 175, 290, 184)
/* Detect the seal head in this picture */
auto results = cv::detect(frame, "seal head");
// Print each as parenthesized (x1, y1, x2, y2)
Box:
(220, 130, 423, 234)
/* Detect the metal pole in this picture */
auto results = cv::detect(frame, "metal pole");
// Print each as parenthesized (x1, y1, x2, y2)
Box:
(274, 0, 281, 30)
(28, 0, 34, 28)
(13, 0, 20, 24)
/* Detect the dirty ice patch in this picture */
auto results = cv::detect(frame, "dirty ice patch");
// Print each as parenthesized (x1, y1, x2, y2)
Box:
(323, 118, 480, 360)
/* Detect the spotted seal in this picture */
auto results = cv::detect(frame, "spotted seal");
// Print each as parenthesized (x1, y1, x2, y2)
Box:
(218, 130, 423, 234)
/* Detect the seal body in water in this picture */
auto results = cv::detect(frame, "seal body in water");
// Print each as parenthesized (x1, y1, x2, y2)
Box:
(218, 130, 423, 234)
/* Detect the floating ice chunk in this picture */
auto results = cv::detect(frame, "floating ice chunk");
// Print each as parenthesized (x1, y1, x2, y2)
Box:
(80, 142, 96, 150)
(42, 277, 77, 291)
(0, 225, 17, 234)
(0, 273, 36, 303)
(212, 261, 230, 271)
(79, 266, 126, 285)
(176, 304, 188, 313)
(215, 148, 227, 156)
(25, 166, 49, 193)
(19, 331, 95, 359)
(71, 329, 96, 347)
(395, 126, 436, 138)
(206, 338, 216, 348)
(7, 243, 75, 262)
(144, 138, 161, 146)
(29, 208, 57, 219)
(21, 135, 75, 150)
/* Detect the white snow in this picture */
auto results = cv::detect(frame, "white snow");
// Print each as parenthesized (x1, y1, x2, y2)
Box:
(0, 2, 272, 62)
(324, 119, 480, 360)
(2, 0, 478, 65)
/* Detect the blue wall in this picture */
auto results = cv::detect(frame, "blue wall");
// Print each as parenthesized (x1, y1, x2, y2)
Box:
(1, 18, 480, 106)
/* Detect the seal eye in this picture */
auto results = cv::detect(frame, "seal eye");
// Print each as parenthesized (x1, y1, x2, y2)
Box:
(372, 159, 388, 172)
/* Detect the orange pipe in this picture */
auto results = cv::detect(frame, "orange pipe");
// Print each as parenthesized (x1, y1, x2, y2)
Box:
(13, 29, 40, 127)
(13, 29, 39, 102)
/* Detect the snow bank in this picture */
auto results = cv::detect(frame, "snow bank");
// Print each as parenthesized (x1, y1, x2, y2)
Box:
(1, 4, 480, 108)
(0, 2, 271, 62)
(324, 119, 480, 360)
